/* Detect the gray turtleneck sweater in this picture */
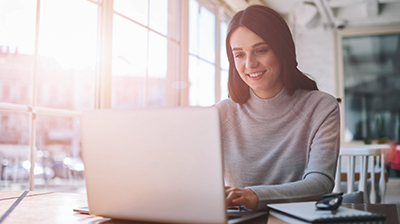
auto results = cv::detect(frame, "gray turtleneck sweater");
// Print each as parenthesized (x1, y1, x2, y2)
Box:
(216, 87, 340, 210)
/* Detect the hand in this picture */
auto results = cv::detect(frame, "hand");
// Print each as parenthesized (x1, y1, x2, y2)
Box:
(225, 186, 258, 210)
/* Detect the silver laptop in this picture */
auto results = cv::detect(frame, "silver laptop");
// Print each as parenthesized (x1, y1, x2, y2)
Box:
(80, 106, 268, 224)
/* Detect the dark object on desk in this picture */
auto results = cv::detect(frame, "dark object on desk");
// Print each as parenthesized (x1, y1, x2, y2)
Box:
(73, 206, 89, 214)
(268, 201, 386, 223)
(315, 192, 343, 214)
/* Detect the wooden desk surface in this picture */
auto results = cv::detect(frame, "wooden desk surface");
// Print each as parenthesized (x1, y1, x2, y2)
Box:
(0, 191, 98, 224)
(0, 191, 397, 224)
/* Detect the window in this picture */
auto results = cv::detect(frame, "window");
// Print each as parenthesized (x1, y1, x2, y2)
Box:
(0, 0, 232, 191)
(37, 0, 97, 111)
(188, 0, 216, 106)
(0, 0, 95, 191)
(188, 0, 231, 106)
(0, 0, 35, 105)
(112, 0, 180, 108)
(336, 25, 400, 143)
(0, 0, 37, 189)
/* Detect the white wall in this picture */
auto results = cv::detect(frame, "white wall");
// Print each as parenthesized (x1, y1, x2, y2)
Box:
(293, 25, 338, 97)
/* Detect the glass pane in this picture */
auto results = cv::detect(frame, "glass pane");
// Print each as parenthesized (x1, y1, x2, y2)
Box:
(0, 111, 30, 190)
(189, 56, 215, 106)
(189, 0, 216, 63)
(148, 32, 167, 107)
(343, 33, 400, 143)
(149, 32, 167, 79)
(189, 0, 199, 55)
(220, 69, 229, 101)
(34, 115, 85, 192)
(198, 6, 215, 63)
(0, 0, 36, 105)
(112, 15, 148, 108)
(37, 0, 97, 110)
(149, 0, 168, 35)
(114, 0, 148, 26)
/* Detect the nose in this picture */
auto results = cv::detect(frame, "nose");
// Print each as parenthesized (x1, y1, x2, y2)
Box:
(246, 54, 258, 69)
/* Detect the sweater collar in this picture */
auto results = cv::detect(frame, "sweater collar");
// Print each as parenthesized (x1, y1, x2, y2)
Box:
(245, 87, 296, 119)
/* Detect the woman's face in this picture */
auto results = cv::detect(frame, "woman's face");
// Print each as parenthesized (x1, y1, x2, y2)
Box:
(230, 26, 284, 99)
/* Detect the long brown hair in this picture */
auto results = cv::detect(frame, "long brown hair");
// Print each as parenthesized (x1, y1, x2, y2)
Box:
(226, 5, 318, 104)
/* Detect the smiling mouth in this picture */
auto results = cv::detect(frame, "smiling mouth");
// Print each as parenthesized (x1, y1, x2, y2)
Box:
(248, 70, 266, 78)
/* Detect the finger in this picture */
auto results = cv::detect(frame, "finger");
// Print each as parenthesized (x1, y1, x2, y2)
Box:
(225, 188, 238, 197)
(232, 196, 245, 205)
(229, 191, 241, 198)
(232, 190, 258, 210)
(226, 191, 235, 200)
(226, 191, 238, 200)
(226, 191, 242, 206)
(225, 186, 234, 196)
(225, 187, 235, 192)
(226, 187, 241, 194)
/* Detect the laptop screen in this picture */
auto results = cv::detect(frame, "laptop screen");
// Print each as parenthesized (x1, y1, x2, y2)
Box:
(81, 107, 227, 223)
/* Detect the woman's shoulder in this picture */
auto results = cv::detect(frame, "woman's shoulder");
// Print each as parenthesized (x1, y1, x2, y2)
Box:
(215, 98, 237, 110)
(297, 89, 338, 106)
(215, 98, 242, 122)
(293, 89, 340, 117)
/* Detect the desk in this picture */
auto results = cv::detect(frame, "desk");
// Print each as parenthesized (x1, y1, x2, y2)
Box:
(0, 191, 398, 224)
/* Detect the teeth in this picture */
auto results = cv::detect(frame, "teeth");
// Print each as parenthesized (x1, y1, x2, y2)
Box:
(248, 71, 264, 78)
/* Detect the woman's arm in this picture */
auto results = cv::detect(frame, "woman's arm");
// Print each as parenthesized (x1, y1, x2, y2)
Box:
(247, 172, 333, 210)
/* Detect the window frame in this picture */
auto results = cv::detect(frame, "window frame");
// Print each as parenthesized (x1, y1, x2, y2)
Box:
(183, 0, 233, 106)
(110, 0, 181, 108)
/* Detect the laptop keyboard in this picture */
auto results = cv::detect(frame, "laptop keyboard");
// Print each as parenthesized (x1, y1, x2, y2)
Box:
(228, 214, 242, 220)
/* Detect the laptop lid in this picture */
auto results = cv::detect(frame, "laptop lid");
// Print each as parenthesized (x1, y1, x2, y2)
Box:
(81, 106, 227, 224)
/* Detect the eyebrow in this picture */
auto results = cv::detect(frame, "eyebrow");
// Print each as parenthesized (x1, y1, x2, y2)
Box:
(231, 42, 267, 51)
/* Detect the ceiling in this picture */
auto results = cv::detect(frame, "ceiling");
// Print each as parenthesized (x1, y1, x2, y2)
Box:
(260, 0, 303, 14)
(224, 0, 400, 29)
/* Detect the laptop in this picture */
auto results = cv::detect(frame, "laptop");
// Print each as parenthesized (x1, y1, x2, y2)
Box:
(80, 106, 268, 224)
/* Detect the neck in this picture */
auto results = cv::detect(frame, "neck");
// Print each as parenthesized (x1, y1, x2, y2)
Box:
(245, 87, 296, 119)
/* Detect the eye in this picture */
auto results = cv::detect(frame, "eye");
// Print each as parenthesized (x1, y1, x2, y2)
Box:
(234, 52, 245, 59)
(255, 48, 268, 54)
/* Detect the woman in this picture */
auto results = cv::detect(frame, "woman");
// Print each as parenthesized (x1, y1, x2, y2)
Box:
(217, 5, 340, 211)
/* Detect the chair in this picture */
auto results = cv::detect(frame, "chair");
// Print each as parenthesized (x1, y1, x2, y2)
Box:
(333, 144, 389, 204)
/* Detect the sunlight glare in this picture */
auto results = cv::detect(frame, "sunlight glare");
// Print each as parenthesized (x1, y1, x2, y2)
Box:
(0, 0, 36, 55)
(38, 0, 97, 70)
(112, 14, 148, 77)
